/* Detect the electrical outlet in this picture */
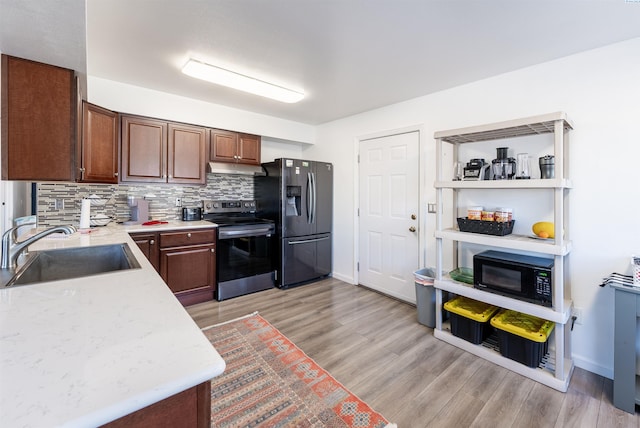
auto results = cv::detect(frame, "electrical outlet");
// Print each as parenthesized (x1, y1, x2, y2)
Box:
(175, 198, 182, 207)
(572, 307, 583, 325)
(427, 203, 437, 213)
(54, 199, 65, 210)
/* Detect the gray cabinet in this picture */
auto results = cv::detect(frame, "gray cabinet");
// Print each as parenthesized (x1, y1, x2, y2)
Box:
(611, 282, 640, 413)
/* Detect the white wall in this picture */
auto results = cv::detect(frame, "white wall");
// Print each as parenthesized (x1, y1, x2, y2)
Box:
(312, 37, 640, 378)
(87, 76, 315, 145)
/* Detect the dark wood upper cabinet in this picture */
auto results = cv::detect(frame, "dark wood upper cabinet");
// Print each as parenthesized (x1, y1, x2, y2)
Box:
(210, 129, 261, 166)
(79, 102, 119, 183)
(210, 129, 238, 163)
(121, 115, 206, 185)
(168, 123, 207, 184)
(237, 133, 261, 165)
(121, 115, 168, 183)
(1, 54, 77, 181)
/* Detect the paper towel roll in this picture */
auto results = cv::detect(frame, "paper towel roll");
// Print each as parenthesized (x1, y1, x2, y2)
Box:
(80, 199, 91, 229)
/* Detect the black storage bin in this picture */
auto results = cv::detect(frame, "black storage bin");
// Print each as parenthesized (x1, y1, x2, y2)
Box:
(444, 296, 499, 345)
(496, 331, 549, 368)
(490, 310, 555, 368)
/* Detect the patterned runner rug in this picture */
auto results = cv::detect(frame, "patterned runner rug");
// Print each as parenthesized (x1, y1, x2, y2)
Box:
(202, 313, 394, 428)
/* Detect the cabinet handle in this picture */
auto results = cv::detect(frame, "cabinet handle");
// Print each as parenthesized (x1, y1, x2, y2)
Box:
(168, 174, 172, 179)
(409, 226, 416, 232)
(211, 248, 215, 253)
(114, 172, 119, 177)
(79, 167, 86, 172)
(187, 233, 191, 238)
(150, 240, 155, 245)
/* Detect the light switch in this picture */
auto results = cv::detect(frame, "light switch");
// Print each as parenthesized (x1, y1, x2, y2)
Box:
(427, 203, 437, 214)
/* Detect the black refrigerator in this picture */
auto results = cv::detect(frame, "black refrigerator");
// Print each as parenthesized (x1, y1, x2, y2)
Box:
(255, 158, 333, 288)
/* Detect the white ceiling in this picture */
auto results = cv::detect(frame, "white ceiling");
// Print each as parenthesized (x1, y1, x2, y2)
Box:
(3, 1, 640, 125)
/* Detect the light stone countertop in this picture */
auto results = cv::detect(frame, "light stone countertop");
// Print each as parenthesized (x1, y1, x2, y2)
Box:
(0, 221, 225, 427)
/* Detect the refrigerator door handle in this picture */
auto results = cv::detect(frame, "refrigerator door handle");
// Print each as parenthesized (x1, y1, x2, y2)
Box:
(306, 172, 312, 224)
(288, 236, 330, 245)
(310, 172, 316, 224)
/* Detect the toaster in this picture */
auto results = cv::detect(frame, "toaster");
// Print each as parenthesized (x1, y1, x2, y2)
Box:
(182, 207, 202, 221)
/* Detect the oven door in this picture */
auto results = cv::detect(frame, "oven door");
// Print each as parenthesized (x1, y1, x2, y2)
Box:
(216, 224, 276, 300)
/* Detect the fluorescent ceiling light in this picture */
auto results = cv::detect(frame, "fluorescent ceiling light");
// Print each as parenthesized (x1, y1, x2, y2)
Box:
(182, 59, 304, 103)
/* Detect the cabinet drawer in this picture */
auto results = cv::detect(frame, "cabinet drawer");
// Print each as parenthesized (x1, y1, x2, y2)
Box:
(159, 229, 215, 248)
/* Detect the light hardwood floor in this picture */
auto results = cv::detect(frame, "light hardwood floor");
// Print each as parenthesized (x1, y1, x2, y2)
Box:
(186, 278, 639, 428)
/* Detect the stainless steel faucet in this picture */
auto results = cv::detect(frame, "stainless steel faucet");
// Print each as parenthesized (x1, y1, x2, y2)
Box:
(1, 225, 77, 269)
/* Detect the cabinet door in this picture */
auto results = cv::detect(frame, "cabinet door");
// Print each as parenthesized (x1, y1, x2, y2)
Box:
(80, 102, 119, 183)
(160, 244, 216, 306)
(130, 232, 160, 272)
(103, 382, 210, 428)
(237, 133, 261, 165)
(1, 55, 76, 181)
(168, 123, 206, 184)
(210, 129, 238, 163)
(121, 116, 167, 183)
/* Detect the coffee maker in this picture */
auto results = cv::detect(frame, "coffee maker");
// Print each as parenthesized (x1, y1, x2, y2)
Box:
(491, 147, 516, 180)
(127, 196, 149, 224)
(463, 158, 491, 181)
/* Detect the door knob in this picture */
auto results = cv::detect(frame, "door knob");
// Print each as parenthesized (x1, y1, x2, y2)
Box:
(411, 214, 416, 220)
(409, 226, 416, 232)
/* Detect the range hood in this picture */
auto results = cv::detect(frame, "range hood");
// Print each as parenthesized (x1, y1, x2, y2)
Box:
(208, 162, 265, 176)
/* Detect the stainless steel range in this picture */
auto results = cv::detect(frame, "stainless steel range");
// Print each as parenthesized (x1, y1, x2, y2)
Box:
(202, 200, 276, 301)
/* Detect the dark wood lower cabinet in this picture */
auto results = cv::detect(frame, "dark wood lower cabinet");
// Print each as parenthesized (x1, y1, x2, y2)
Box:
(129, 229, 216, 306)
(130, 232, 160, 272)
(101, 381, 210, 428)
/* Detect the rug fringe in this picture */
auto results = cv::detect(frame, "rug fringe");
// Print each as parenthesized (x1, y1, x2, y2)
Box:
(201, 311, 259, 331)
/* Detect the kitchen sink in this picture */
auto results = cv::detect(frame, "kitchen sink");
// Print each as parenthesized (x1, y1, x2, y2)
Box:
(5, 243, 141, 286)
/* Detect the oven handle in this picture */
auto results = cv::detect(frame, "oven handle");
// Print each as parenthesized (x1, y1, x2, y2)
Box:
(219, 228, 273, 239)
(288, 236, 330, 245)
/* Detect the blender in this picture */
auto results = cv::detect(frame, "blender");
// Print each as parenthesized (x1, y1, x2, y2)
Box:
(516, 153, 531, 179)
(491, 147, 516, 180)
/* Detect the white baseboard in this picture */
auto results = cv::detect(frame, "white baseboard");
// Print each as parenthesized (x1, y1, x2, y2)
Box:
(331, 272, 355, 284)
(573, 354, 612, 380)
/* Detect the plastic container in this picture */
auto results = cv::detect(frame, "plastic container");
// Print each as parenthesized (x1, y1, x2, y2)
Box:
(467, 206, 483, 220)
(449, 267, 473, 284)
(481, 211, 495, 221)
(490, 310, 555, 368)
(443, 296, 499, 344)
(495, 208, 512, 223)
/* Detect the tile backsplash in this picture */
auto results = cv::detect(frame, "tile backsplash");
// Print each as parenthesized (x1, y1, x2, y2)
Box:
(37, 173, 254, 227)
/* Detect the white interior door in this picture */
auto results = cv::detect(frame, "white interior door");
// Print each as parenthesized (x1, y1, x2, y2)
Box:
(358, 131, 419, 303)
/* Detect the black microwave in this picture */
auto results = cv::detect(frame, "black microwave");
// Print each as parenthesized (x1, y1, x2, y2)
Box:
(473, 250, 553, 306)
